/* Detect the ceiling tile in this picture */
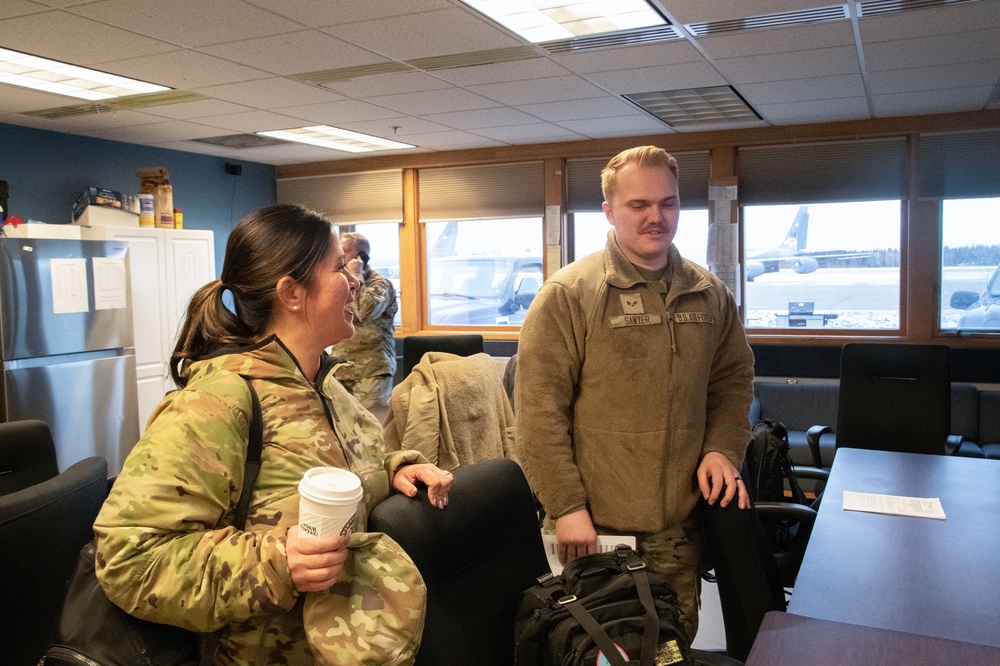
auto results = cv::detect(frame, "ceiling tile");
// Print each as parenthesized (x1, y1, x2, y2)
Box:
(696, 20, 854, 59)
(195, 78, 347, 108)
(318, 71, 453, 99)
(0, 82, 82, 113)
(423, 106, 546, 130)
(321, 7, 520, 60)
(276, 99, 402, 125)
(737, 74, 866, 105)
(192, 110, 318, 133)
(36, 109, 166, 131)
(335, 115, 451, 138)
(429, 57, 569, 86)
(868, 61, 1000, 96)
(552, 40, 702, 75)
(199, 30, 385, 76)
(873, 86, 995, 118)
(74, 0, 302, 48)
(471, 122, 585, 143)
(148, 139, 244, 159)
(106, 50, 272, 89)
(664, 0, 832, 24)
(754, 96, 870, 124)
(468, 75, 607, 106)
(365, 87, 500, 115)
(139, 98, 255, 120)
(515, 96, 639, 122)
(0, 1, 50, 19)
(715, 45, 860, 84)
(80, 119, 236, 143)
(864, 29, 1000, 72)
(242, 0, 451, 29)
(585, 61, 727, 95)
(393, 130, 507, 149)
(859, 1, 1000, 42)
(555, 114, 670, 137)
(0, 9, 177, 65)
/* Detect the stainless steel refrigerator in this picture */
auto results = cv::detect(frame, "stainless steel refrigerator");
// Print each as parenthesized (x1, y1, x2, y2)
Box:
(0, 237, 139, 475)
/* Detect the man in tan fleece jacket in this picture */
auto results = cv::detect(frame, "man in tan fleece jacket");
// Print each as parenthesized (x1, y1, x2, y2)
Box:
(515, 145, 754, 641)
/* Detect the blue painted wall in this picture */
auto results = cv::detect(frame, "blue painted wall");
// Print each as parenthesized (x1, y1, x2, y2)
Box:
(0, 122, 275, 275)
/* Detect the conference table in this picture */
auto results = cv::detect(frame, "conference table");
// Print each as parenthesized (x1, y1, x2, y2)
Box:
(786, 447, 1000, 647)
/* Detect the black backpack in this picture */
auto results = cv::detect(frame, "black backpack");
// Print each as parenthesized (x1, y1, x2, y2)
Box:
(747, 419, 805, 506)
(514, 545, 692, 666)
(43, 377, 262, 666)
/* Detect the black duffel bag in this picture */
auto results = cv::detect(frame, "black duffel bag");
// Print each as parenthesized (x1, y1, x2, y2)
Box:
(514, 544, 692, 666)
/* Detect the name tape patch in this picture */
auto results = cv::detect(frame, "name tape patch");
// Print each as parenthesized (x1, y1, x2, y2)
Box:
(673, 312, 715, 324)
(610, 314, 662, 328)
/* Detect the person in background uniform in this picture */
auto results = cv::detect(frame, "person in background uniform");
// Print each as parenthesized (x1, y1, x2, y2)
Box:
(93, 204, 452, 665)
(331, 231, 398, 423)
(514, 145, 754, 641)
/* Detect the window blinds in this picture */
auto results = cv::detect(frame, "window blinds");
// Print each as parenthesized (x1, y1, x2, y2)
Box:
(418, 162, 544, 221)
(276, 170, 403, 224)
(566, 150, 710, 212)
(917, 128, 1000, 199)
(738, 138, 907, 205)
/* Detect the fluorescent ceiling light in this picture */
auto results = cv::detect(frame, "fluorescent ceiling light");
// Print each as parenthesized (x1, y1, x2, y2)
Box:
(257, 126, 414, 153)
(0, 47, 169, 100)
(459, 0, 666, 42)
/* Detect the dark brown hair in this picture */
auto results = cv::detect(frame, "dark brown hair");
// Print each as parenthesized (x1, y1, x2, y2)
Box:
(170, 203, 334, 386)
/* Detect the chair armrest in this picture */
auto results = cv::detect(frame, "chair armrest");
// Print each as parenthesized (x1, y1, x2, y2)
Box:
(754, 501, 818, 526)
(790, 466, 829, 483)
(806, 425, 832, 468)
(945, 434, 963, 456)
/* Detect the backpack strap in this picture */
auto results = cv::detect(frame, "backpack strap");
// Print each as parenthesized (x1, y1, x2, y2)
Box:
(199, 376, 262, 666)
(232, 375, 262, 530)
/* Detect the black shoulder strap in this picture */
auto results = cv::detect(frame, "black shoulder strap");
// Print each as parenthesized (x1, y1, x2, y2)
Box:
(199, 377, 263, 666)
(232, 376, 263, 530)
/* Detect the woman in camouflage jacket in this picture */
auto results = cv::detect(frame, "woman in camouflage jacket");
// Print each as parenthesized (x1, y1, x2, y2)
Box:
(93, 204, 451, 664)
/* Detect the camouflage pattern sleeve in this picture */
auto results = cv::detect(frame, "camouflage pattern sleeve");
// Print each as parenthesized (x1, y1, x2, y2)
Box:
(93, 381, 297, 632)
(354, 270, 396, 322)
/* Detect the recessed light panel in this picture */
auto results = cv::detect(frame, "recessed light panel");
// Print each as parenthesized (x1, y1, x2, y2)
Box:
(459, 0, 666, 43)
(0, 47, 169, 100)
(257, 126, 414, 153)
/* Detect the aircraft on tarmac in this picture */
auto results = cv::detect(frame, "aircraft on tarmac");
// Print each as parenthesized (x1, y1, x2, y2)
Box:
(745, 206, 873, 281)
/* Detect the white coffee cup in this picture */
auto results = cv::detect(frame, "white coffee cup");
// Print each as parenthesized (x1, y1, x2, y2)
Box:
(297, 467, 363, 539)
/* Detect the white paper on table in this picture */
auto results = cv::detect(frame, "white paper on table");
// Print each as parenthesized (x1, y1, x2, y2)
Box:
(842, 490, 946, 520)
(542, 534, 638, 575)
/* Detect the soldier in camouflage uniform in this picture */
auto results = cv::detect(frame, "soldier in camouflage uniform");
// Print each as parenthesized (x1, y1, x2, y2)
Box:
(94, 204, 452, 665)
(330, 232, 398, 423)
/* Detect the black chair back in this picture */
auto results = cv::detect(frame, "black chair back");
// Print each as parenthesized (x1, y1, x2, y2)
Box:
(700, 471, 787, 663)
(402, 334, 485, 378)
(0, 456, 108, 666)
(368, 458, 548, 666)
(837, 343, 951, 455)
(0, 419, 59, 496)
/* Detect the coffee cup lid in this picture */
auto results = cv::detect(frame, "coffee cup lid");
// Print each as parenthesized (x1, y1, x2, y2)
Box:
(299, 467, 363, 504)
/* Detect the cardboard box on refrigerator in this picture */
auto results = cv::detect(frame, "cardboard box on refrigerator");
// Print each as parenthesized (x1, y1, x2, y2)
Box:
(73, 205, 140, 227)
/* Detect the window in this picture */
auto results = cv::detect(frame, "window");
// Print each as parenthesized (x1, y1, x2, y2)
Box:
(345, 222, 402, 327)
(571, 210, 709, 266)
(743, 201, 901, 329)
(424, 218, 543, 326)
(940, 198, 1000, 332)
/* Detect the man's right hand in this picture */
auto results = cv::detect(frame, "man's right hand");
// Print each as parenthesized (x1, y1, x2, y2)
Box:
(555, 509, 599, 565)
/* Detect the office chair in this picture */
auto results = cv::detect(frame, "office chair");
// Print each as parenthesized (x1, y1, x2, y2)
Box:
(401, 334, 485, 378)
(368, 458, 549, 666)
(806, 343, 952, 464)
(0, 456, 108, 666)
(700, 476, 789, 664)
(0, 419, 60, 496)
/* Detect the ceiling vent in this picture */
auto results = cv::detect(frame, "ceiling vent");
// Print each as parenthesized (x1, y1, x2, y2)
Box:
(192, 134, 288, 149)
(20, 90, 206, 120)
(539, 24, 682, 54)
(859, 0, 979, 17)
(289, 62, 414, 85)
(408, 45, 541, 70)
(685, 5, 848, 37)
(624, 86, 761, 128)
